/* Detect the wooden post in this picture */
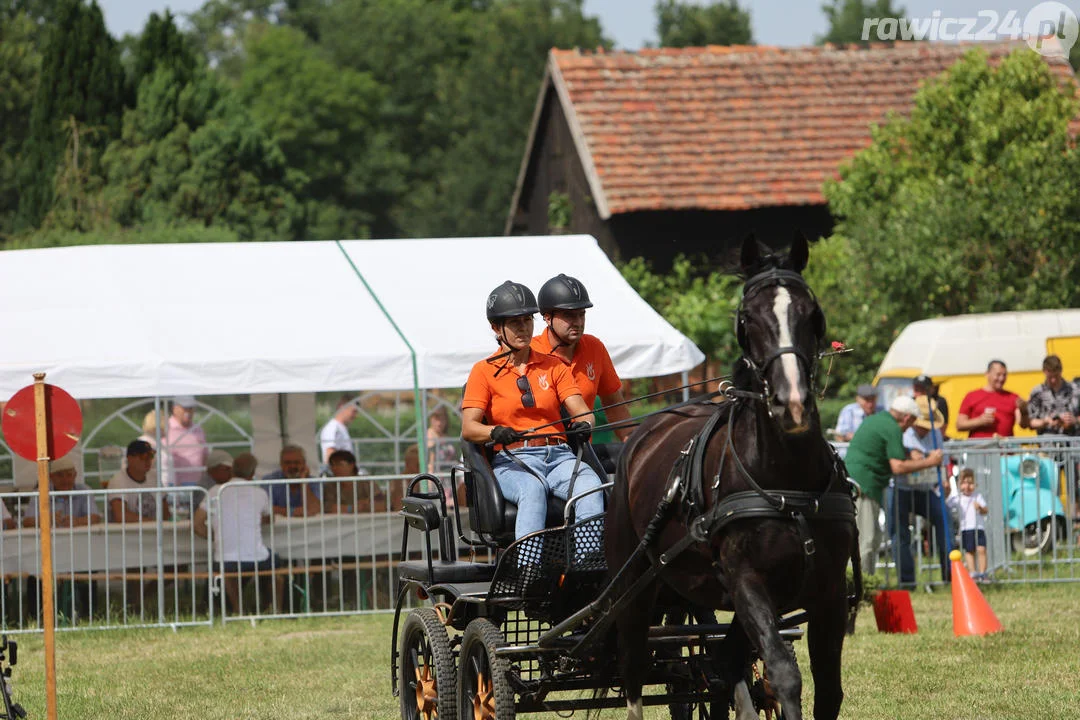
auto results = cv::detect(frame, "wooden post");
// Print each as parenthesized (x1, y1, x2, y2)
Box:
(33, 373, 58, 720)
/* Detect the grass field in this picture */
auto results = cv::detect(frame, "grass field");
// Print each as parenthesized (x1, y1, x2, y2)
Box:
(5, 582, 1077, 719)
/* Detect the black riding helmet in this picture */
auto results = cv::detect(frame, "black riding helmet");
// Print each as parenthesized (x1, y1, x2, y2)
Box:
(486, 280, 538, 322)
(537, 274, 593, 313)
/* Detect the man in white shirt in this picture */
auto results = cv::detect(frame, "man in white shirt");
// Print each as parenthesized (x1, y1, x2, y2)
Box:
(194, 452, 284, 612)
(319, 398, 358, 465)
(108, 440, 170, 523)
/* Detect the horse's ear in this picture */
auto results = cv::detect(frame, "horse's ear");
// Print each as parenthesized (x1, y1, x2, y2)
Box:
(740, 232, 760, 273)
(788, 230, 809, 273)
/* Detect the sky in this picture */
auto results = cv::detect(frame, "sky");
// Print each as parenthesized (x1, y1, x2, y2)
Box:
(96, 0, 1073, 48)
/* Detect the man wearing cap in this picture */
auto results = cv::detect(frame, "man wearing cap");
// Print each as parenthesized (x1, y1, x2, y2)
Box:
(845, 395, 944, 574)
(108, 440, 171, 522)
(24, 455, 102, 528)
(834, 384, 877, 443)
(887, 396, 952, 585)
(165, 395, 209, 487)
(913, 374, 949, 430)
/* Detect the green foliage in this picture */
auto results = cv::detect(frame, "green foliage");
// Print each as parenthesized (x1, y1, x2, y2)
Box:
(15, 0, 128, 231)
(816, 0, 906, 45)
(131, 10, 197, 90)
(405, 0, 609, 237)
(235, 23, 406, 240)
(620, 254, 742, 367)
(0, 11, 42, 239)
(655, 0, 753, 48)
(547, 191, 572, 231)
(3, 221, 241, 250)
(823, 49, 1080, 388)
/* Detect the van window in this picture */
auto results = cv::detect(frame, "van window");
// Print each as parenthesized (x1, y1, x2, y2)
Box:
(874, 377, 914, 413)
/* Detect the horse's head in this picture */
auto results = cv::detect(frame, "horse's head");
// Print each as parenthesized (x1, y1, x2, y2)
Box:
(735, 232, 825, 434)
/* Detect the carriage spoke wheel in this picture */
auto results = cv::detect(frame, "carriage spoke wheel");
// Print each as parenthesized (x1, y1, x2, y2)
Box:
(399, 608, 457, 720)
(458, 618, 515, 720)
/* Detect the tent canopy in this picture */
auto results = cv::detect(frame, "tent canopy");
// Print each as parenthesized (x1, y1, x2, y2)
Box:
(0, 235, 704, 399)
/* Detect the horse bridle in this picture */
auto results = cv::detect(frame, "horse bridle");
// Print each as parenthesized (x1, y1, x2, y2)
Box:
(735, 268, 825, 407)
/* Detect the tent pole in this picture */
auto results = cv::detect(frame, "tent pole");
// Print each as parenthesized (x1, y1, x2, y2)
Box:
(154, 395, 165, 624)
(334, 241, 427, 472)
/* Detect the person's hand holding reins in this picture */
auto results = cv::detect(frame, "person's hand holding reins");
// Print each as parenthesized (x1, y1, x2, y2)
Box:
(567, 421, 592, 444)
(490, 426, 523, 446)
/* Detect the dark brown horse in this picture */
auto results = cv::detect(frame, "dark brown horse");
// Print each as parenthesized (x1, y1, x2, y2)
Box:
(606, 233, 858, 720)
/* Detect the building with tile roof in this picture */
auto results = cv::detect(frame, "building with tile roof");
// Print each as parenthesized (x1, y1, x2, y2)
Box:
(505, 41, 1077, 268)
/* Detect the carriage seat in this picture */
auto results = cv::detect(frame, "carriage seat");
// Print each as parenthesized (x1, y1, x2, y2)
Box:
(461, 437, 610, 548)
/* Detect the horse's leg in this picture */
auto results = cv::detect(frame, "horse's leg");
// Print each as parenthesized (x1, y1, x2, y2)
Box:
(806, 548, 852, 720)
(615, 587, 656, 720)
(730, 579, 803, 720)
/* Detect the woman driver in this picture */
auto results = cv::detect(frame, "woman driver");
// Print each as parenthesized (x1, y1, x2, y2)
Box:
(461, 280, 605, 540)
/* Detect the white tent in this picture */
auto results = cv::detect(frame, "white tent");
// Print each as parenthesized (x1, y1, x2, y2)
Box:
(0, 235, 703, 399)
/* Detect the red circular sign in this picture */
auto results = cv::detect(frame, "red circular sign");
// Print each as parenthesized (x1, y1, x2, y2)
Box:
(2, 384, 83, 462)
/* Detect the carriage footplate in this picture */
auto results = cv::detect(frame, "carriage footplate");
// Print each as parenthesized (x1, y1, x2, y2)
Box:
(487, 516, 607, 619)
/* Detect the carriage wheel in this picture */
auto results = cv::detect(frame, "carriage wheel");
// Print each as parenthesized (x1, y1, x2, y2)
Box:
(458, 618, 515, 720)
(399, 608, 458, 720)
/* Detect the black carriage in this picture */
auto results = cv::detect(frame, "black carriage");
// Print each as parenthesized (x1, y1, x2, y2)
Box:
(389, 437, 805, 720)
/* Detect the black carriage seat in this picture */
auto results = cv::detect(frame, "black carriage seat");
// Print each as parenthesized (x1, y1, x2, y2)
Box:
(461, 434, 611, 548)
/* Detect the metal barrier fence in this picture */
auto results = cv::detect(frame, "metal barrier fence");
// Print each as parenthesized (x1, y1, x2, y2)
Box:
(0, 474, 492, 632)
(837, 435, 1080, 588)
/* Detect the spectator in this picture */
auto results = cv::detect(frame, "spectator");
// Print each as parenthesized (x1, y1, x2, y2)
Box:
(913, 374, 949, 430)
(834, 384, 877, 442)
(845, 395, 943, 575)
(137, 409, 173, 487)
(194, 452, 285, 612)
(263, 445, 321, 517)
(325, 449, 365, 513)
(947, 467, 989, 578)
(425, 406, 458, 474)
(532, 273, 634, 441)
(0, 497, 13, 530)
(1027, 355, 1079, 436)
(108, 440, 171, 522)
(165, 395, 208, 487)
(887, 397, 951, 586)
(24, 455, 102, 528)
(319, 397, 357, 465)
(956, 360, 1030, 438)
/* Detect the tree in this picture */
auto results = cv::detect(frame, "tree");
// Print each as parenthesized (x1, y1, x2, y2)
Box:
(406, 0, 609, 236)
(817, 0, 905, 45)
(235, 23, 407, 239)
(187, 0, 314, 80)
(15, 0, 128, 231)
(621, 254, 742, 370)
(0, 11, 42, 239)
(131, 10, 197, 91)
(655, 0, 753, 48)
(822, 49, 1080, 385)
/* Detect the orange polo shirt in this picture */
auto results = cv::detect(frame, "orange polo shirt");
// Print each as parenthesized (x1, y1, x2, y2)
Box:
(462, 350, 582, 434)
(531, 331, 621, 408)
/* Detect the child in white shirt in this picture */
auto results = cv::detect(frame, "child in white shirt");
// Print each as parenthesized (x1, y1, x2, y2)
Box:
(947, 467, 988, 576)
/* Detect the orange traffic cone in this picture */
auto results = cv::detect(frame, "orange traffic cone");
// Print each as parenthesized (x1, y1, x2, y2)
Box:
(950, 549, 1002, 637)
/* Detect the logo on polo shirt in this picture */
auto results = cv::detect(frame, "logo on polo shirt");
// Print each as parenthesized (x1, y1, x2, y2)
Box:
(585, 362, 595, 381)
(537, 373, 550, 391)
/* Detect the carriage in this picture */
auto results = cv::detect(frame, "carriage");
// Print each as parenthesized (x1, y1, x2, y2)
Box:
(390, 235, 860, 720)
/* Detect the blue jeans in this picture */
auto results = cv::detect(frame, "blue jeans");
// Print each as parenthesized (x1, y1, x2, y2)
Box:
(493, 445, 604, 539)
(886, 486, 951, 584)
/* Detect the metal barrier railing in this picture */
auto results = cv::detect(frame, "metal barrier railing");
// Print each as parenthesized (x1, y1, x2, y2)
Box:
(835, 435, 1080, 587)
(0, 473, 491, 631)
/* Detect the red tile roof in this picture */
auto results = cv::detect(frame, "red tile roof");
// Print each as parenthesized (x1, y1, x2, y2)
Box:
(543, 42, 1078, 217)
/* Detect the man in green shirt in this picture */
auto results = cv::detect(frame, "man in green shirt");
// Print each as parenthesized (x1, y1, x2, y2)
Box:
(845, 395, 944, 574)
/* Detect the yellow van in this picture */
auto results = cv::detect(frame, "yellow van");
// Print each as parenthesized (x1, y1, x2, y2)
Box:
(873, 309, 1080, 437)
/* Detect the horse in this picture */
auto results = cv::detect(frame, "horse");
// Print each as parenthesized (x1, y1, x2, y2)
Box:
(605, 232, 859, 720)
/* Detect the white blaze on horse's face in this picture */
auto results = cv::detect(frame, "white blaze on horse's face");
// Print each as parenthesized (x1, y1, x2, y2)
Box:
(771, 287, 808, 432)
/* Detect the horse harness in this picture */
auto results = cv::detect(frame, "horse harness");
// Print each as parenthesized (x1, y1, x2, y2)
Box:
(643, 397, 857, 607)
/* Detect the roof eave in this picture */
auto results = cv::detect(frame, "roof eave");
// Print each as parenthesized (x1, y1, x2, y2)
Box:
(504, 60, 555, 236)
(550, 55, 611, 220)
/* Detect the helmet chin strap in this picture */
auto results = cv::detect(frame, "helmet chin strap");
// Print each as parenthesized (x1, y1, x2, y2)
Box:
(545, 320, 574, 355)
